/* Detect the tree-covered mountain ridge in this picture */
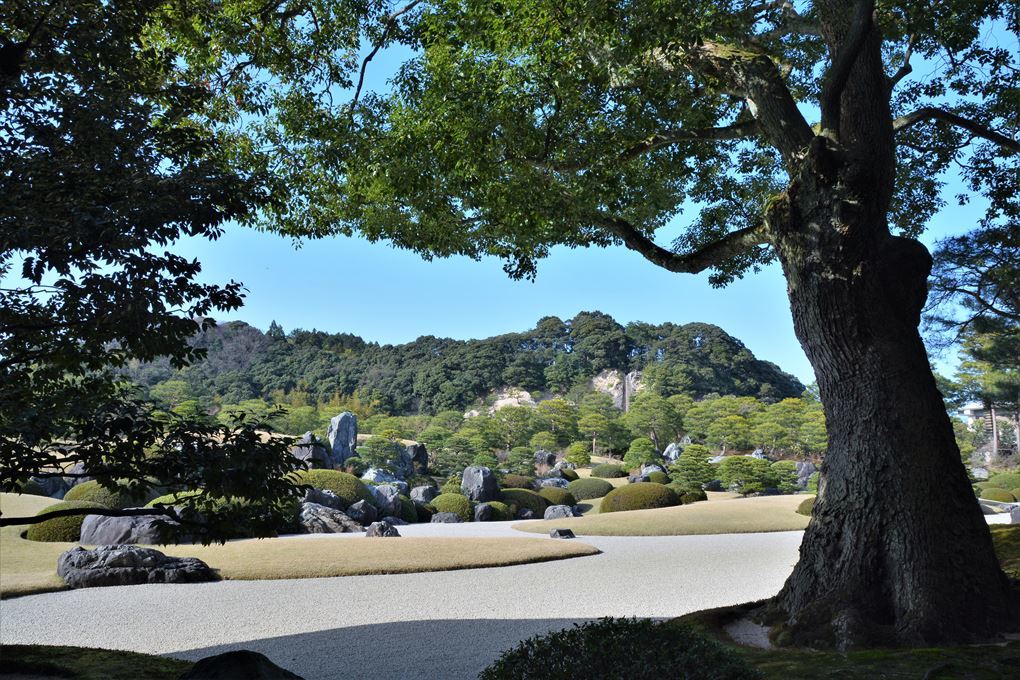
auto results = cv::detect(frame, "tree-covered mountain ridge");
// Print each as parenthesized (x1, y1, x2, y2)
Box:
(123, 311, 805, 415)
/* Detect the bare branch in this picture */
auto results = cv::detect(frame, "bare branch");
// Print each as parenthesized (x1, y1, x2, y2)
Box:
(351, 0, 422, 108)
(592, 214, 768, 274)
(0, 506, 178, 528)
(887, 34, 915, 90)
(820, 0, 875, 133)
(893, 107, 1020, 152)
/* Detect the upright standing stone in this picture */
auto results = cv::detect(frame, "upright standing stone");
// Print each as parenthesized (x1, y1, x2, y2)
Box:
(461, 465, 499, 502)
(326, 412, 358, 468)
(407, 443, 429, 474)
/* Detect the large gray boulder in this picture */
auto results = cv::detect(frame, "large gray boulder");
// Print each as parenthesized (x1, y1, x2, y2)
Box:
(365, 521, 401, 537)
(369, 484, 403, 517)
(407, 443, 429, 474)
(662, 442, 682, 464)
(362, 469, 409, 493)
(543, 504, 577, 520)
(537, 477, 569, 489)
(297, 503, 363, 534)
(79, 512, 186, 546)
(535, 450, 557, 468)
(473, 503, 493, 522)
(461, 466, 499, 502)
(345, 499, 377, 526)
(410, 485, 439, 505)
(178, 650, 304, 679)
(301, 487, 347, 511)
(290, 432, 333, 469)
(553, 461, 577, 471)
(431, 512, 462, 523)
(641, 463, 667, 476)
(57, 545, 215, 589)
(326, 412, 358, 467)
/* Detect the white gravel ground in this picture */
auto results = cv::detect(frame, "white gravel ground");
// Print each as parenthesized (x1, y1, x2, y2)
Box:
(0, 528, 804, 679)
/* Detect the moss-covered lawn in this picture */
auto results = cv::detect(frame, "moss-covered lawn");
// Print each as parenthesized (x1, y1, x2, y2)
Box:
(514, 493, 810, 536)
(0, 492, 599, 598)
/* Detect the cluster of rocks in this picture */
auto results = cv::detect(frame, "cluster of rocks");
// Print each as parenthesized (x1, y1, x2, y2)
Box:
(294, 487, 407, 536)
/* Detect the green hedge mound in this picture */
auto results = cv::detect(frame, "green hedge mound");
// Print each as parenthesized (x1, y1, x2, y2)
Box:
(441, 476, 464, 495)
(567, 478, 614, 501)
(431, 493, 473, 522)
(987, 473, 1020, 490)
(293, 470, 376, 508)
(479, 617, 760, 680)
(62, 481, 139, 509)
(538, 487, 576, 507)
(484, 501, 513, 521)
(500, 474, 536, 490)
(647, 470, 671, 485)
(500, 488, 549, 516)
(591, 463, 627, 479)
(559, 468, 579, 482)
(796, 496, 816, 516)
(600, 483, 680, 514)
(26, 501, 106, 542)
(981, 488, 1018, 503)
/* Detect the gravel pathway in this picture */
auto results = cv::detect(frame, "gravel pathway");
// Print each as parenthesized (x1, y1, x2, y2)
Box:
(0, 528, 804, 679)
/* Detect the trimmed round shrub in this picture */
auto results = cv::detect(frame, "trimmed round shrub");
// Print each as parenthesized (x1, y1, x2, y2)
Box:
(25, 501, 106, 542)
(441, 476, 464, 495)
(500, 488, 549, 516)
(987, 472, 1020, 490)
(647, 470, 670, 485)
(485, 501, 513, 521)
(538, 487, 577, 507)
(479, 617, 760, 680)
(431, 493, 473, 522)
(981, 487, 1017, 503)
(62, 481, 135, 509)
(591, 463, 627, 479)
(567, 478, 614, 501)
(398, 494, 418, 523)
(796, 496, 816, 516)
(293, 470, 376, 508)
(600, 483, 680, 513)
(1010, 488, 1020, 499)
(559, 468, 579, 482)
(500, 474, 536, 490)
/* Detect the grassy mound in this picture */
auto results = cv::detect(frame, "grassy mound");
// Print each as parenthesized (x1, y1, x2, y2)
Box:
(62, 481, 136, 509)
(796, 496, 815, 516)
(484, 501, 513, 521)
(986, 472, 1020, 489)
(430, 493, 473, 522)
(591, 463, 628, 478)
(500, 488, 550, 517)
(981, 487, 1017, 503)
(1, 645, 192, 680)
(25, 500, 106, 543)
(647, 470, 671, 485)
(538, 487, 576, 507)
(500, 474, 536, 490)
(293, 469, 376, 508)
(568, 477, 614, 500)
(600, 483, 680, 513)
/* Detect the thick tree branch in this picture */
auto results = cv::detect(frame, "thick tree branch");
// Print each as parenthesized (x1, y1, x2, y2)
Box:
(887, 34, 915, 90)
(820, 0, 875, 134)
(0, 506, 179, 527)
(893, 108, 1020, 152)
(593, 214, 768, 274)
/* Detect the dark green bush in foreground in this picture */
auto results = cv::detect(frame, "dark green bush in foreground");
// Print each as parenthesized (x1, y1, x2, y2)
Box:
(591, 463, 627, 478)
(431, 493, 473, 521)
(499, 488, 549, 516)
(538, 487, 576, 507)
(479, 617, 761, 680)
(293, 470, 376, 508)
(600, 483, 680, 513)
(26, 501, 106, 542)
(567, 477, 614, 500)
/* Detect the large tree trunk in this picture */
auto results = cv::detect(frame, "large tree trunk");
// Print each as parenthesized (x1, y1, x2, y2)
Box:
(762, 136, 1017, 648)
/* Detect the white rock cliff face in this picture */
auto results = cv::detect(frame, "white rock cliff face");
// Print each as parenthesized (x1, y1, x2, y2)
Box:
(591, 369, 644, 410)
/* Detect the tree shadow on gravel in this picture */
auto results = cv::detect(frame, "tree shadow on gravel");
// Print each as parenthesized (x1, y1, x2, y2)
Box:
(169, 617, 591, 680)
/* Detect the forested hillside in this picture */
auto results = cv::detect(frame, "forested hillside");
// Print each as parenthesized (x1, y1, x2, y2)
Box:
(123, 312, 803, 416)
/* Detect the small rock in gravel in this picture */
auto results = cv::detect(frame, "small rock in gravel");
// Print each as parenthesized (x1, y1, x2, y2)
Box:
(365, 521, 401, 537)
(178, 649, 304, 679)
(549, 529, 576, 539)
(431, 512, 462, 523)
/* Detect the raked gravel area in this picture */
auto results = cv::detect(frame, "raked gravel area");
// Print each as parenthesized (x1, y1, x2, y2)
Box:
(0, 526, 805, 679)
